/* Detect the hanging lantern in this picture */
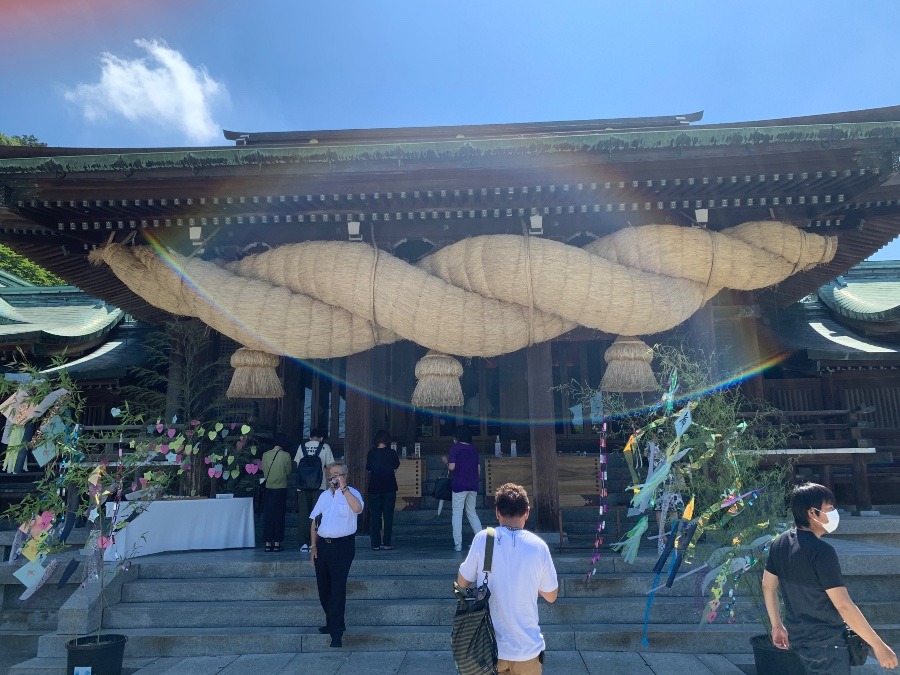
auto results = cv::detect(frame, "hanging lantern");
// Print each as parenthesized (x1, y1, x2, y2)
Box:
(411, 351, 464, 408)
(600, 336, 658, 393)
(226, 348, 285, 399)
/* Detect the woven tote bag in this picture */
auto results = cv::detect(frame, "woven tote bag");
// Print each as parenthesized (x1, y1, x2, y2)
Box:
(451, 528, 498, 675)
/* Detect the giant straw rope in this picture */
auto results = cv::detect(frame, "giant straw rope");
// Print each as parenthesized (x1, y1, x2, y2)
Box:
(89, 221, 836, 360)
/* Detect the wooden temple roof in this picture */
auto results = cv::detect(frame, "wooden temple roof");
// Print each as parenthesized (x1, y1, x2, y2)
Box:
(0, 106, 898, 324)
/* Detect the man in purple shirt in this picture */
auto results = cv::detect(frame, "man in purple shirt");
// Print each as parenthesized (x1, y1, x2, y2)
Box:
(447, 426, 482, 552)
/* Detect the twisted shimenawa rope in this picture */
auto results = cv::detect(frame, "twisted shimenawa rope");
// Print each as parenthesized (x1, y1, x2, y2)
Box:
(89, 221, 836, 359)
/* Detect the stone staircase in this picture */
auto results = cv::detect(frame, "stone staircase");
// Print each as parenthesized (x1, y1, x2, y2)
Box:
(6, 511, 900, 673)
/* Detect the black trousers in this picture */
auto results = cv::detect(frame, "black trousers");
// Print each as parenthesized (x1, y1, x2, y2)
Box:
(296, 489, 323, 547)
(314, 534, 356, 637)
(368, 491, 397, 548)
(261, 487, 287, 543)
(793, 635, 851, 675)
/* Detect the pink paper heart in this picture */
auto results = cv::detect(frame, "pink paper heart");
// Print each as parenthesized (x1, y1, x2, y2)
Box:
(155, 423, 164, 433)
(185, 429, 194, 438)
(230, 422, 237, 430)
(245, 463, 258, 474)
(131, 482, 138, 492)
(207, 468, 216, 478)
(139, 477, 148, 487)
(204, 456, 212, 465)
(167, 428, 177, 439)
(98, 536, 112, 550)
(160, 444, 169, 454)
(175, 454, 182, 464)
(191, 419, 201, 427)
(236, 438, 246, 450)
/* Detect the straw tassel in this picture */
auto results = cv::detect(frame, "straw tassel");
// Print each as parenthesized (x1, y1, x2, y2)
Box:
(226, 348, 284, 399)
(411, 351, 464, 408)
(600, 336, 658, 393)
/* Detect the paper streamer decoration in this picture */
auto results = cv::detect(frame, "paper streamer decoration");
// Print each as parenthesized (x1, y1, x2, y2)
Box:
(587, 422, 609, 579)
(610, 516, 648, 565)
(19, 558, 58, 601)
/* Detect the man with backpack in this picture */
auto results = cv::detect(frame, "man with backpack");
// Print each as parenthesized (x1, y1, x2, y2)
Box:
(294, 428, 335, 552)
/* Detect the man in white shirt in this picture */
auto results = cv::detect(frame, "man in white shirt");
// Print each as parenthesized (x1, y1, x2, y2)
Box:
(457, 483, 558, 674)
(310, 461, 363, 648)
(294, 428, 335, 552)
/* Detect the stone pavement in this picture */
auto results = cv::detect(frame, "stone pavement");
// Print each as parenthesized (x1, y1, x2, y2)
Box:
(123, 650, 756, 675)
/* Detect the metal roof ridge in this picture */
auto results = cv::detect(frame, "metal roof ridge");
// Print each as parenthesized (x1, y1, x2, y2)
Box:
(3, 118, 900, 175)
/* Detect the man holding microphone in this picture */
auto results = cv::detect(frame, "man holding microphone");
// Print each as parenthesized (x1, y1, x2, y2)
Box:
(309, 461, 364, 648)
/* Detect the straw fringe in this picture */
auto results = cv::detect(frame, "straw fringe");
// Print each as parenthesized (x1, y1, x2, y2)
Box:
(91, 221, 836, 360)
(226, 348, 284, 399)
(411, 352, 464, 408)
(600, 337, 658, 393)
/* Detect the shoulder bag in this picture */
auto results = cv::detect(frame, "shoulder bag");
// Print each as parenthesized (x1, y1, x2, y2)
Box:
(431, 470, 453, 501)
(255, 448, 281, 514)
(845, 625, 869, 666)
(451, 527, 498, 675)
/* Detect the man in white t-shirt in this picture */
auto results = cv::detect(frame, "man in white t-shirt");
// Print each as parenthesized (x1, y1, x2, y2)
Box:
(294, 428, 335, 552)
(457, 483, 558, 674)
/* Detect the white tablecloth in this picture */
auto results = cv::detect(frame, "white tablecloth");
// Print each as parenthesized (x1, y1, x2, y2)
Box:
(103, 498, 255, 560)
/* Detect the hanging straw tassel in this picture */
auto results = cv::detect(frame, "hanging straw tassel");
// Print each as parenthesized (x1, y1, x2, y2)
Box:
(226, 348, 285, 399)
(411, 351, 464, 408)
(600, 336, 658, 393)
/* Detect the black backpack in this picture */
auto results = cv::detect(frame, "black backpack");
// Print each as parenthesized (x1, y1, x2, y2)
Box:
(296, 441, 324, 490)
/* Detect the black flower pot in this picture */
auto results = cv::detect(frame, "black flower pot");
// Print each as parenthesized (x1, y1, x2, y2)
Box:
(750, 634, 804, 675)
(65, 633, 127, 675)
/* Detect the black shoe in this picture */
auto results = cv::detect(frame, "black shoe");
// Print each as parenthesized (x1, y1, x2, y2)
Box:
(318, 626, 329, 634)
(330, 635, 342, 648)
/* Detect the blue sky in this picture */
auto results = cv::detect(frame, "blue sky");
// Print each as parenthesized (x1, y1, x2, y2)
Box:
(1, 0, 898, 259)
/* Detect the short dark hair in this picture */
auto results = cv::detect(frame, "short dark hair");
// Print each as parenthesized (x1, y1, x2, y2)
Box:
(454, 426, 472, 444)
(310, 427, 327, 440)
(373, 430, 390, 446)
(790, 482, 835, 527)
(495, 483, 530, 518)
(272, 435, 287, 449)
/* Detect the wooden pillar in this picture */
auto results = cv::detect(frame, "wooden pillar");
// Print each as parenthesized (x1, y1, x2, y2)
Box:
(345, 351, 373, 497)
(164, 347, 184, 420)
(280, 358, 302, 444)
(526, 342, 559, 531)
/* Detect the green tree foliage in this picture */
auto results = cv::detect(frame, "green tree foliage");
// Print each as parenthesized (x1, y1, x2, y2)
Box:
(0, 132, 46, 147)
(0, 133, 63, 285)
(0, 245, 66, 286)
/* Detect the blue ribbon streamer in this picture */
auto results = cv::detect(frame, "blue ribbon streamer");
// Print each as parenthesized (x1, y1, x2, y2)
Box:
(641, 518, 680, 647)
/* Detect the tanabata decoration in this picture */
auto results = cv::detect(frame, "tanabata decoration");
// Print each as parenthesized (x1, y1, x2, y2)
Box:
(587, 419, 610, 579)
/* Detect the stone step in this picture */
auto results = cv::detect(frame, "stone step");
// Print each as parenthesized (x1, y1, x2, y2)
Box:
(102, 597, 761, 629)
(119, 569, 749, 604)
(8, 651, 753, 675)
(34, 622, 779, 657)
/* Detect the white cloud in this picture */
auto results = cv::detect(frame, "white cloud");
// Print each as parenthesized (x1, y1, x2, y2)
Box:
(65, 39, 225, 144)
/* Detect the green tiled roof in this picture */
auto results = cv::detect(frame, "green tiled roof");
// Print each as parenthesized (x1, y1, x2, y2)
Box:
(818, 261, 900, 323)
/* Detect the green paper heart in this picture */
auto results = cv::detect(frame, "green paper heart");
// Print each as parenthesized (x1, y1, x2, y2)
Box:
(240, 425, 251, 435)
(227, 456, 235, 465)
(231, 469, 239, 480)
(208, 431, 217, 441)
(214, 423, 224, 432)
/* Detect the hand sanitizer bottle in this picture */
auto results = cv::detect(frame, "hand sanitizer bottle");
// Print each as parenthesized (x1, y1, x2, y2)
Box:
(494, 435, 502, 458)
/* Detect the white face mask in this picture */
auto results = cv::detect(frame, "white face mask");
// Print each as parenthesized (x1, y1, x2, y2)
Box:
(814, 507, 840, 533)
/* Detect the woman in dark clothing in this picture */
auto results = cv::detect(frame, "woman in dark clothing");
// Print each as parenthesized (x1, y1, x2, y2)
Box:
(260, 437, 293, 552)
(366, 429, 400, 550)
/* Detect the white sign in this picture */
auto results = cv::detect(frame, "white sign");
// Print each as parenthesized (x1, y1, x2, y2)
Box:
(675, 407, 693, 438)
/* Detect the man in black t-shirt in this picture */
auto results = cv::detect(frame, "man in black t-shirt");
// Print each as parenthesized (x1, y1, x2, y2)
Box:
(762, 483, 897, 673)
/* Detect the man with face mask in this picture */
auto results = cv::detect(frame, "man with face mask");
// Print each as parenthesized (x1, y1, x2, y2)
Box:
(762, 483, 897, 673)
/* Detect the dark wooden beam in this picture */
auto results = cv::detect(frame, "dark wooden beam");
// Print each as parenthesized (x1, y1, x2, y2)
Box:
(526, 342, 559, 531)
(345, 350, 373, 499)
